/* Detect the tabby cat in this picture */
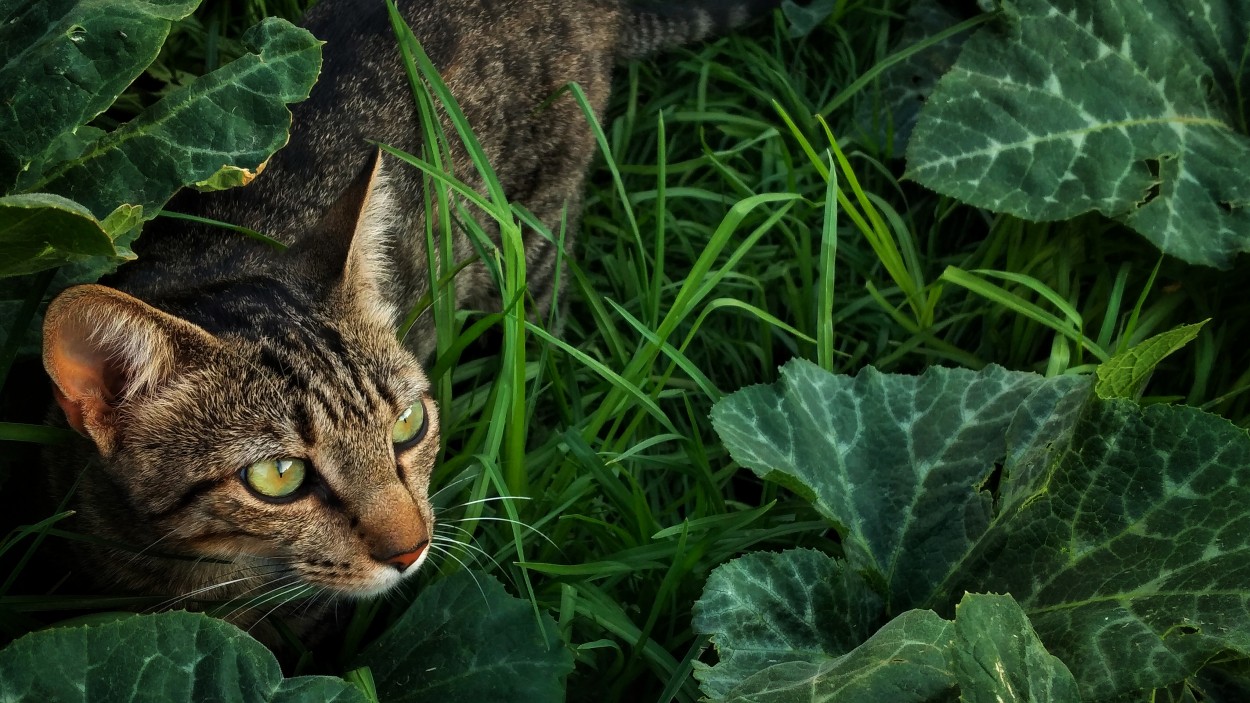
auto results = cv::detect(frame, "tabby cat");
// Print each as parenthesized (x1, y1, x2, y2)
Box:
(40, 0, 776, 640)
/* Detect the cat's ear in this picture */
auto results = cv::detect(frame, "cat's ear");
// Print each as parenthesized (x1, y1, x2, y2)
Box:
(292, 148, 399, 328)
(42, 285, 220, 456)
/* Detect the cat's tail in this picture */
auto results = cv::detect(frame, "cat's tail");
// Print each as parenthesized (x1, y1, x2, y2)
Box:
(617, 0, 780, 60)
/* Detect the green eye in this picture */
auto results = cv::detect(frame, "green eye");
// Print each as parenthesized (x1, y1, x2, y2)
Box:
(243, 458, 307, 499)
(392, 401, 426, 445)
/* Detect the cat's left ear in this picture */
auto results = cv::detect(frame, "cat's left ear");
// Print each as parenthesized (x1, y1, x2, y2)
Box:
(290, 148, 400, 329)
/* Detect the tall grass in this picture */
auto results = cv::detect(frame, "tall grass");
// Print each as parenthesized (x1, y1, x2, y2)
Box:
(2, 1, 1248, 701)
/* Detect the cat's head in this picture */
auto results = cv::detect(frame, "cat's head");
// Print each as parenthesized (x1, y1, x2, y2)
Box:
(42, 154, 438, 598)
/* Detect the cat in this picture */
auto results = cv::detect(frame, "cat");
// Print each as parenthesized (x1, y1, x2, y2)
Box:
(40, 0, 778, 642)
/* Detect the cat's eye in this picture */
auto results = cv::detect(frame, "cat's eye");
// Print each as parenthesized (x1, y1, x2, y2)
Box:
(392, 401, 427, 446)
(242, 458, 307, 499)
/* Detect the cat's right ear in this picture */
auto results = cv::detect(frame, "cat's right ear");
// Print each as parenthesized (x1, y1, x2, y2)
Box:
(42, 285, 220, 456)
(286, 149, 399, 329)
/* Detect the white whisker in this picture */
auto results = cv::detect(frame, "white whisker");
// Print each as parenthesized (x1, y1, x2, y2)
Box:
(247, 583, 316, 635)
(425, 544, 489, 608)
(442, 516, 559, 550)
(123, 524, 190, 570)
(147, 561, 293, 613)
(438, 495, 531, 513)
(427, 539, 482, 570)
(219, 573, 305, 624)
(431, 532, 506, 573)
(428, 472, 479, 503)
(295, 588, 327, 619)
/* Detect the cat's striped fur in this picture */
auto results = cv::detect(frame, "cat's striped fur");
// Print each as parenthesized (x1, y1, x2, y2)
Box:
(41, 0, 778, 644)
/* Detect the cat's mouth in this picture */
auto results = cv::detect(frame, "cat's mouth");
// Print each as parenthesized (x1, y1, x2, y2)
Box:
(350, 545, 432, 598)
(293, 543, 431, 598)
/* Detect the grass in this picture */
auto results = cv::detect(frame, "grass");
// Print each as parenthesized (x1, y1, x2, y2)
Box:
(3, 0, 1250, 701)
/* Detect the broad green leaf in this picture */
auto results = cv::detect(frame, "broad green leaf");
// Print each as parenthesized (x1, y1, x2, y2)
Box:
(25, 126, 107, 182)
(0, 611, 367, 702)
(354, 570, 572, 702)
(691, 559, 1086, 702)
(946, 399, 1250, 698)
(711, 361, 1250, 697)
(710, 359, 1089, 611)
(906, 0, 1250, 268)
(692, 549, 886, 699)
(22, 17, 322, 219)
(0, 0, 200, 189)
(0, 193, 135, 276)
(950, 593, 1079, 703)
(720, 609, 957, 703)
(1095, 321, 1207, 399)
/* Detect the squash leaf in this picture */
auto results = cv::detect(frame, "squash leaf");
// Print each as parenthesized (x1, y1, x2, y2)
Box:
(950, 593, 1080, 703)
(691, 548, 885, 699)
(710, 361, 1089, 612)
(0, 194, 137, 277)
(354, 570, 573, 703)
(708, 359, 1250, 698)
(0, 0, 322, 277)
(21, 17, 322, 219)
(0, 611, 367, 703)
(906, 0, 1250, 267)
(0, 0, 200, 189)
(719, 608, 957, 703)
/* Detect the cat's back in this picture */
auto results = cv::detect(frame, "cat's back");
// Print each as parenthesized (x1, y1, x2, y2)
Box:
(288, 0, 628, 222)
(126, 0, 626, 291)
(291, 0, 626, 186)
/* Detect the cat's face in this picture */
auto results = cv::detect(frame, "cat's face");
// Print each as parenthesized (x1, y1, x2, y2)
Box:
(141, 314, 435, 598)
(42, 153, 440, 599)
(45, 284, 440, 598)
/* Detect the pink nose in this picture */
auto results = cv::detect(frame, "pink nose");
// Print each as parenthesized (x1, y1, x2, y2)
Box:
(383, 541, 429, 571)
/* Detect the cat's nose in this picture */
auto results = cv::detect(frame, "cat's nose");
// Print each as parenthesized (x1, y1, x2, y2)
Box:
(380, 540, 429, 571)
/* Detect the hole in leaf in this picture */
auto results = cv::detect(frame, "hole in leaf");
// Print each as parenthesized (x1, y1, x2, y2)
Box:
(1163, 623, 1202, 639)
(1218, 200, 1235, 214)
(1136, 157, 1162, 207)
(977, 461, 1005, 506)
